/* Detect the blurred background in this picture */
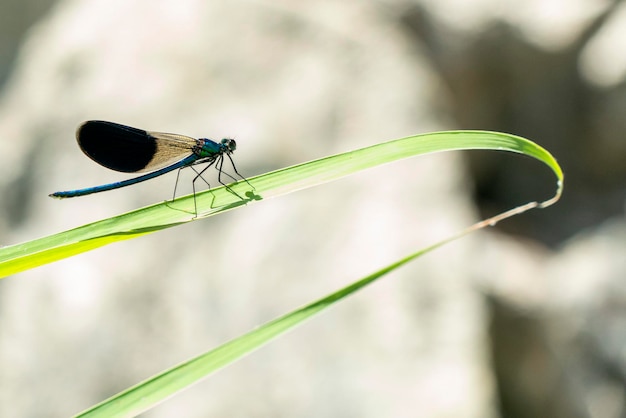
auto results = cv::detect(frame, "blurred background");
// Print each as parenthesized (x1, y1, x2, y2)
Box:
(0, 0, 624, 417)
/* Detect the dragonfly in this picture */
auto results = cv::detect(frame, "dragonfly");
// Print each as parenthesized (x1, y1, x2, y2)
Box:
(50, 120, 251, 214)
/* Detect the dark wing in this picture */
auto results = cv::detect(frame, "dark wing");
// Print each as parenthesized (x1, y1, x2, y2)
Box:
(77, 120, 198, 173)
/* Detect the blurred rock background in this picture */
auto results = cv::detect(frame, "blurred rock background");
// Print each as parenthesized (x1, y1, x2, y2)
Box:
(0, 0, 624, 417)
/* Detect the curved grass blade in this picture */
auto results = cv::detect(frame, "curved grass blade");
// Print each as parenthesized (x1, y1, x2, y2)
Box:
(0, 130, 563, 279)
(73, 204, 559, 417)
(73, 233, 457, 417)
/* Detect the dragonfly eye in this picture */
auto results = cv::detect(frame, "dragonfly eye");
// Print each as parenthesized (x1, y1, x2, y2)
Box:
(222, 138, 237, 152)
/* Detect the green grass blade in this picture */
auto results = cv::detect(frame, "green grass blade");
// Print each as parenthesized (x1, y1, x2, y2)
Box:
(2, 129, 564, 416)
(72, 226, 482, 418)
(0, 130, 563, 279)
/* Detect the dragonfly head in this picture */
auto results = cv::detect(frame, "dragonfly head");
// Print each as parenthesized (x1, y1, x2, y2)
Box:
(220, 138, 237, 153)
